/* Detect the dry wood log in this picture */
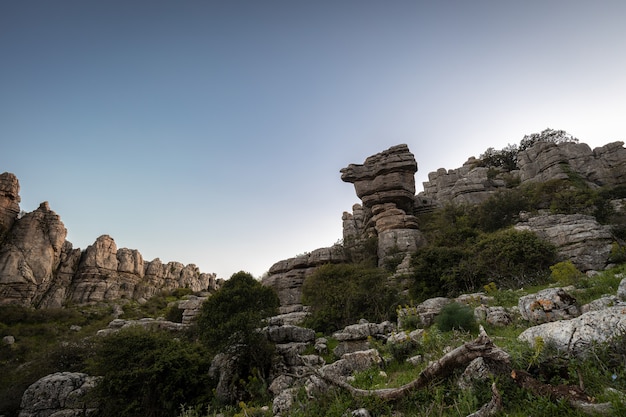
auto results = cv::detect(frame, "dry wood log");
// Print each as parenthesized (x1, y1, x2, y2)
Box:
(466, 382, 502, 417)
(311, 325, 615, 415)
(314, 326, 510, 401)
(511, 369, 613, 415)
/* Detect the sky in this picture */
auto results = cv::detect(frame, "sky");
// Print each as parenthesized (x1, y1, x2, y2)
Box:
(1, 1, 625, 280)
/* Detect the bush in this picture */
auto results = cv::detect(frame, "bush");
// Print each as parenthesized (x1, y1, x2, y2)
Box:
(473, 228, 556, 288)
(195, 271, 279, 354)
(87, 327, 211, 417)
(195, 271, 279, 405)
(550, 261, 583, 285)
(434, 303, 478, 333)
(302, 264, 401, 334)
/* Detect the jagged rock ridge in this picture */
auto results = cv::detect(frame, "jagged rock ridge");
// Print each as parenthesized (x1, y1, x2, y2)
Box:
(264, 140, 626, 311)
(0, 174, 219, 308)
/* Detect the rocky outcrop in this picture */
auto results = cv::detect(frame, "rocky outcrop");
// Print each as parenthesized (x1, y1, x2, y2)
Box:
(420, 158, 509, 205)
(19, 372, 100, 417)
(518, 287, 579, 324)
(341, 145, 426, 269)
(420, 140, 626, 206)
(0, 175, 218, 308)
(515, 213, 614, 271)
(0, 202, 67, 306)
(262, 245, 345, 314)
(517, 140, 626, 186)
(518, 306, 626, 355)
(0, 172, 20, 234)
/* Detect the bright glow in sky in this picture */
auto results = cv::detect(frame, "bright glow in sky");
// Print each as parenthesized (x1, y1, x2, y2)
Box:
(2, 1, 625, 279)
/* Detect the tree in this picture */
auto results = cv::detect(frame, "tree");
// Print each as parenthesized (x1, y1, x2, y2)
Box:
(519, 128, 579, 151)
(194, 271, 280, 404)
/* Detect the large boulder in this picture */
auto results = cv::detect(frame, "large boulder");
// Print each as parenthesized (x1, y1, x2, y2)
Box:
(518, 306, 626, 355)
(518, 287, 579, 324)
(19, 372, 100, 417)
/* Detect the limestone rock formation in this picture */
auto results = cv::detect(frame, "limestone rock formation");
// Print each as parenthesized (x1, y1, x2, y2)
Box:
(340, 144, 418, 213)
(0, 174, 218, 308)
(0, 172, 20, 234)
(517, 140, 626, 186)
(19, 372, 100, 417)
(515, 213, 614, 271)
(420, 158, 509, 205)
(0, 202, 67, 306)
(263, 245, 345, 314)
(341, 144, 426, 268)
(420, 140, 626, 206)
(518, 305, 626, 354)
(518, 287, 579, 324)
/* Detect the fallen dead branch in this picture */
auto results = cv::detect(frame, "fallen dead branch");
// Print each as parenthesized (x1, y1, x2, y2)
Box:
(315, 326, 509, 401)
(312, 325, 614, 415)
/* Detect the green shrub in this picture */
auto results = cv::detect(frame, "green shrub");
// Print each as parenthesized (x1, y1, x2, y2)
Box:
(302, 264, 401, 334)
(473, 228, 556, 288)
(550, 261, 583, 285)
(195, 271, 279, 405)
(434, 302, 478, 333)
(87, 326, 211, 417)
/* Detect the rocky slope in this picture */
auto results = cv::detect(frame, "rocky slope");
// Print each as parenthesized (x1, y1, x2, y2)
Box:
(264, 140, 626, 311)
(0, 173, 218, 308)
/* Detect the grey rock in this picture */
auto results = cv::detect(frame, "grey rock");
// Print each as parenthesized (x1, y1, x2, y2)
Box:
(321, 349, 382, 378)
(266, 324, 316, 344)
(518, 287, 579, 324)
(518, 306, 626, 354)
(19, 372, 100, 417)
(515, 213, 613, 271)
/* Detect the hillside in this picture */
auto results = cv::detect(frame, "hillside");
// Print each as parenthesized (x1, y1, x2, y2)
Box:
(4, 130, 626, 417)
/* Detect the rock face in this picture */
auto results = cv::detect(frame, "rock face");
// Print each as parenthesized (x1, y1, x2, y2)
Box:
(421, 140, 626, 205)
(0, 174, 218, 308)
(515, 213, 614, 271)
(341, 145, 427, 268)
(421, 158, 509, 205)
(0, 172, 20, 234)
(262, 245, 345, 314)
(19, 372, 100, 417)
(517, 140, 626, 186)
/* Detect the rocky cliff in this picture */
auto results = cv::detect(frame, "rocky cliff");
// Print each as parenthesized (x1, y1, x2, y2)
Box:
(0, 173, 218, 308)
(264, 139, 626, 311)
(421, 140, 626, 205)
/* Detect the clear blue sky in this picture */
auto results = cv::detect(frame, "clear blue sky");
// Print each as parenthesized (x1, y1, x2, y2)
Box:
(2, 1, 625, 279)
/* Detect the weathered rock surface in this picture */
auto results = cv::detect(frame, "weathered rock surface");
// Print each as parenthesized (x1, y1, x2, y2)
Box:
(340, 144, 418, 213)
(262, 245, 345, 313)
(518, 306, 626, 354)
(0, 202, 67, 306)
(341, 145, 426, 269)
(19, 372, 100, 417)
(515, 213, 614, 271)
(0, 174, 218, 308)
(0, 172, 20, 234)
(517, 141, 626, 186)
(420, 140, 626, 206)
(420, 158, 509, 205)
(518, 287, 579, 324)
